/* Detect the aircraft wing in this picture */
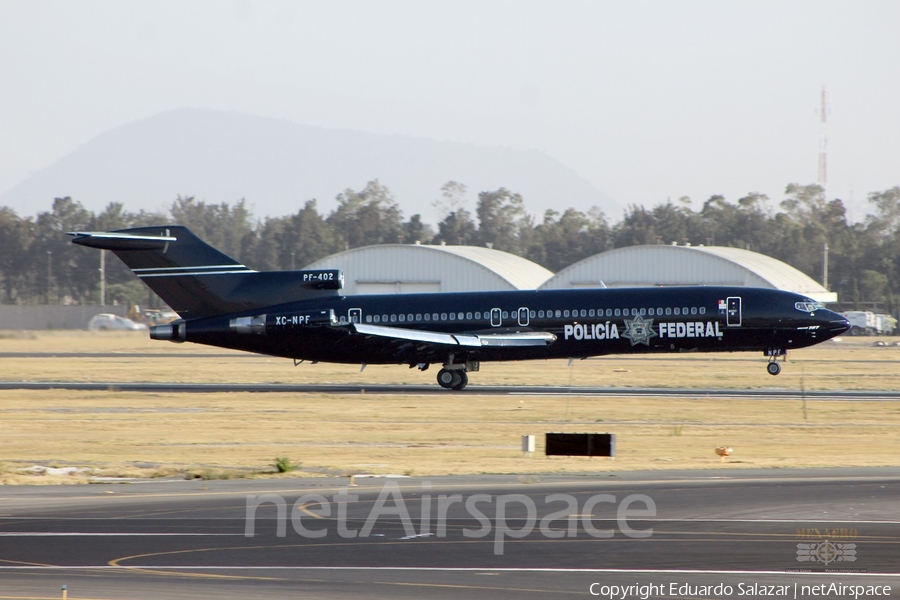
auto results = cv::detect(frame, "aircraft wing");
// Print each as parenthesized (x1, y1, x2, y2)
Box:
(351, 323, 556, 347)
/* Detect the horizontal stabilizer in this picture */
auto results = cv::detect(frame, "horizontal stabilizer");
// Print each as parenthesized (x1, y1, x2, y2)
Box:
(69, 231, 176, 251)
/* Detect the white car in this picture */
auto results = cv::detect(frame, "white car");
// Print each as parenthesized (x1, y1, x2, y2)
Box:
(88, 313, 148, 331)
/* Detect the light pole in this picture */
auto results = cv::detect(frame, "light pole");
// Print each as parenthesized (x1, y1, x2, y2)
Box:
(99, 250, 106, 306)
(46, 250, 52, 304)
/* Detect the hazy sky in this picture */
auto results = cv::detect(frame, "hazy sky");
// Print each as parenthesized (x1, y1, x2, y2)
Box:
(1, 0, 898, 221)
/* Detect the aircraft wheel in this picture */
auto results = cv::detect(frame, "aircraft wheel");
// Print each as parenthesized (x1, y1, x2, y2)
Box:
(766, 361, 781, 376)
(451, 371, 468, 391)
(437, 369, 456, 389)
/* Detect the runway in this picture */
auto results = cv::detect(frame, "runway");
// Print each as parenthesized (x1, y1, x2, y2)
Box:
(1, 470, 898, 598)
(3, 380, 900, 400)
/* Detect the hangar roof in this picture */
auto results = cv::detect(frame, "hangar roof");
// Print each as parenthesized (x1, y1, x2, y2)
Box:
(304, 243, 553, 293)
(540, 244, 837, 303)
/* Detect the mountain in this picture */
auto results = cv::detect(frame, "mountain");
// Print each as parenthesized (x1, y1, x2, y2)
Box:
(0, 108, 619, 223)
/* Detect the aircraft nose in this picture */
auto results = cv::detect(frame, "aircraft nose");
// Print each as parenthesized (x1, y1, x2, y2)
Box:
(819, 311, 850, 336)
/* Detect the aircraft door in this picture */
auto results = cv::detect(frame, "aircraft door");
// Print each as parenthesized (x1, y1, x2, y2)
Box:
(490, 308, 502, 327)
(726, 297, 741, 327)
(348, 308, 362, 324)
(517, 307, 530, 326)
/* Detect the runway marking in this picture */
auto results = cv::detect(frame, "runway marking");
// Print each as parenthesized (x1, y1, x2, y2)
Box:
(4, 473, 900, 506)
(4, 518, 899, 525)
(297, 501, 325, 519)
(0, 531, 244, 537)
(0, 558, 57, 567)
(1, 566, 899, 577)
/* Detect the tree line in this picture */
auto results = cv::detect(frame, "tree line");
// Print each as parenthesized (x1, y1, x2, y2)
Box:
(2, 180, 899, 312)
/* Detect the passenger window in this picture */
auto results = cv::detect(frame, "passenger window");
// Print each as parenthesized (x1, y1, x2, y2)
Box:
(580, 309, 587, 317)
(433, 313, 439, 321)
(606, 309, 612, 317)
(563, 310, 570, 318)
(449, 313, 456, 320)
(502, 311, 508, 319)
(530, 310, 536, 318)
(365, 315, 372, 323)
(440, 313, 447, 320)
(682, 307, 688, 315)
(657, 307, 663, 315)
(424, 313, 430, 321)
(699, 307, 706, 315)
(382, 314, 388, 322)
(674, 308, 680, 315)
(466, 312, 473, 320)
(390, 314, 397, 322)
(589, 309, 595, 317)
(555, 310, 561, 318)
(415, 314, 421, 321)
(648, 308, 654, 316)
(665, 307, 672, 316)
(399, 314, 406, 322)
(614, 309, 620, 317)
(458, 312, 464, 320)
(690, 307, 697, 315)
(475, 311, 481, 319)
(640, 308, 646, 316)
(373, 315, 380, 323)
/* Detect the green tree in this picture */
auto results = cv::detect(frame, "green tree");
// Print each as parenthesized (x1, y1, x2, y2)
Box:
(169, 196, 254, 261)
(433, 207, 477, 245)
(474, 188, 526, 253)
(36, 197, 94, 303)
(0, 208, 37, 303)
(327, 180, 404, 249)
(401, 214, 433, 244)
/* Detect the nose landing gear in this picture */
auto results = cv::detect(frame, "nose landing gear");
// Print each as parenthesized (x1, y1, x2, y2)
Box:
(765, 348, 786, 376)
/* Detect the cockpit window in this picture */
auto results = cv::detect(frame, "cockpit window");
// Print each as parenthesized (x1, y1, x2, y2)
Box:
(795, 301, 825, 312)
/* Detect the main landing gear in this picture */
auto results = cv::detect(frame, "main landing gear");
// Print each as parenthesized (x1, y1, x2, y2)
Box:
(435, 355, 476, 390)
(437, 368, 468, 390)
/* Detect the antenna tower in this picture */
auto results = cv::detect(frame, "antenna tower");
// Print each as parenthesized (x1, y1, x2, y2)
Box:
(817, 85, 829, 193)
(817, 85, 831, 290)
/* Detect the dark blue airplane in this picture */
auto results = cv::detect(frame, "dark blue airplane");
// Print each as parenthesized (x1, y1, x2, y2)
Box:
(70, 226, 850, 390)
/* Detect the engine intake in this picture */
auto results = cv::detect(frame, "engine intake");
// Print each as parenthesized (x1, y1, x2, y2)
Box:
(150, 319, 186, 342)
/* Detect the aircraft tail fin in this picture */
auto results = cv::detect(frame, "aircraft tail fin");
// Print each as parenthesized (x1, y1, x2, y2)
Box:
(69, 226, 340, 318)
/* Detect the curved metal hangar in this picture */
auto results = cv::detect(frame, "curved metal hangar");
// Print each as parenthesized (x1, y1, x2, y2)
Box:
(304, 243, 553, 294)
(540, 244, 837, 304)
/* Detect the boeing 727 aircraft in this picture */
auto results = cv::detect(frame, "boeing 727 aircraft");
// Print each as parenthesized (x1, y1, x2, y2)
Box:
(70, 226, 850, 390)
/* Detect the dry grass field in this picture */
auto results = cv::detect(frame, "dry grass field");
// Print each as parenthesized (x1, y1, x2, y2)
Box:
(1, 331, 899, 483)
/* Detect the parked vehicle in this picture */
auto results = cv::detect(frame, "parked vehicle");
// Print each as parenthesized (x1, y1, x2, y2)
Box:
(87, 313, 148, 331)
(875, 313, 898, 335)
(127, 305, 179, 326)
(840, 310, 898, 335)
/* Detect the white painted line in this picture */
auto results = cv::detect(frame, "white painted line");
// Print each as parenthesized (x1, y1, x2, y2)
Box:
(0, 532, 242, 536)
(0, 566, 897, 577)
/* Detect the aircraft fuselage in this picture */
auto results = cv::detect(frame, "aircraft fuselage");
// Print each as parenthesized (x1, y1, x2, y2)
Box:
(176, 286, 848, 367)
